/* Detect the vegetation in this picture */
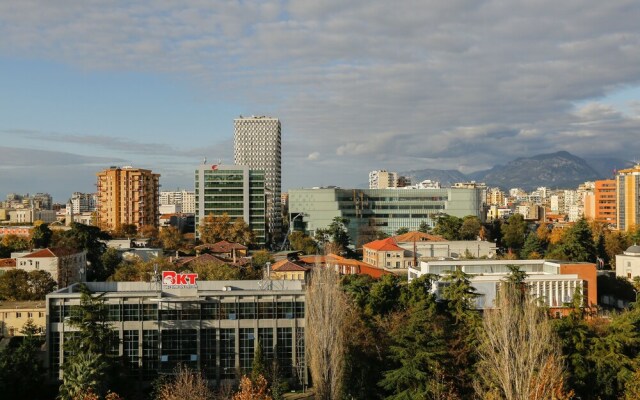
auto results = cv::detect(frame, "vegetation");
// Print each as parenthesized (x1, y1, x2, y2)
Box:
(198, 213, 255, 246)
(0, 269, 56, 300)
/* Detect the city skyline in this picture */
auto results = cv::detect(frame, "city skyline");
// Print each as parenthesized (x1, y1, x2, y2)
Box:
(2, 1, 640, 201)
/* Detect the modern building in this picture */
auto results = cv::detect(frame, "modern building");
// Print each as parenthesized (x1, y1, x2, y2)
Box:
(96, 166, 161, 232)
(13, 248, 87, 287)
(288, 187, 485, 247)
(46, 280, 306, 384)
(617, 164, 640, 231)
(195, 164, 266, 246)
(234, 116, 282, 244)
(615, 245, 640, 281)
(408, 259, 597, 315)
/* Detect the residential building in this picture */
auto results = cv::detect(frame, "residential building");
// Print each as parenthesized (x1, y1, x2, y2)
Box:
(70, 192, 97, 213)
(160, 190, 196, 214)
(297, 254, 391, 279)
(46, 280, 306, 383)
(615, 245, 640, 281)
(0, 226, 32, 237)
(408, 259, 597, 315)
(0, 301, 46, 337)
(195, 164, 266, 246)
(13, 248, 87, 287)
(234, 116, 282, 244)
(96, 166, 160, 232)
(8, 208, 56, 223)
(593, 179, 616, 226)
(369, 170, 398, 189)
(268, 259, 309, 281)
(487, 188, 505, 206)
(289, 187, 485, 247)
(617, 164, 640, 231)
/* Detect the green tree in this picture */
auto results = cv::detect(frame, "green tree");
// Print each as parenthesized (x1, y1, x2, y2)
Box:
(379, 301, 448, 399)
(252, 250, 274, 269)
(53, 223, 110, 281)
(553, 304, 593, 398)
(251, 341, 267, 384)
(459, 216, 482, 240)
(501, 214, 527, 254)
(605, 230, 630, 269)
(418, 221, 430, 234)
(521, 231, 546, 259)
(433, 214, 463, 240)
(30, 222, 53, 248)
(395, 227, 409, 236)
(315, 217, 352, 256)
(0, 319, 46, 400)
(0, 269, 30, 300)
(288, 231, 318, 255)
(0, 234, 30, 252)
(547, 218, 596, 262)
(367, 274, 401, 315)
(99, 248, 123, 281)
(441, 269, 480, 325)
(198, 213, 255, 246)
(27, 270, 57, 299)
(59, 352, 110, 400)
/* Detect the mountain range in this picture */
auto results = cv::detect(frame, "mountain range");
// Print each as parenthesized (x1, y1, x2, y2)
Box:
(401, 151, 634, 191)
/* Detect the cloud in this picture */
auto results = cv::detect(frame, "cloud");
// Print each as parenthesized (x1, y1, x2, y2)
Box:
(0, 146, 124, 167)
(2, 0, 640, 188)
(307, 152, 320, 160)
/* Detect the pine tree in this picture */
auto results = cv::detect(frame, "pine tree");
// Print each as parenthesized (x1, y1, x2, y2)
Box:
(548, 218, 596, 262)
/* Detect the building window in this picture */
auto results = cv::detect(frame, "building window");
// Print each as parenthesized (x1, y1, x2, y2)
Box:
(240, 328, 255, 373)
(258, 301, 275, 319)
(220, 328, 236, 379)
(239, 302, 256, 319)
(124, 330, 139, 372)
(123, 304, 140, 321)
(258, 328, 274, 361)
(16, 312, 21, 318)
(143, 304, 158, 321)
(201, 329, 217, 379)
(142, 330, 159, 380)
(277, 327, 293, 378)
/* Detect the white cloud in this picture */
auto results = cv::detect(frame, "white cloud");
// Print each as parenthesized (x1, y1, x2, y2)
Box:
(307, 152, 320, 160)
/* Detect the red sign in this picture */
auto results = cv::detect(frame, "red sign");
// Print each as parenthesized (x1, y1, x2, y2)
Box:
(162, 271, 198, 288)
(211, 165, 218, 170)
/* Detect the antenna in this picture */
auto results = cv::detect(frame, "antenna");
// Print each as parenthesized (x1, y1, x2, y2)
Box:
(203, 157, 207, 164)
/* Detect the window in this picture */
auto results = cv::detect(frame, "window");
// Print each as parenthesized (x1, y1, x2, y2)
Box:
(201, 303, 219, 320)
(220, 303, 238, 320)
(240, 328, 255, 373)
(258, 301, 275, 319)
(28, 312, 33, 318)
(123, 304, 140, 321)
(201, 329, 217, 378)
(220, 329, 236, 379)
(16, 312, 22, 318)
(239, 302, 256, 319)
(123, 330, 139, 372)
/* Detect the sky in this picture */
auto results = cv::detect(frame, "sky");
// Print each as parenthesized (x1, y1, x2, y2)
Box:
(1, 0, 640, 202)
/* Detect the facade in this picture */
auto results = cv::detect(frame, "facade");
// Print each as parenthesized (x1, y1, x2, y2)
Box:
(617, 165, 640, 231)
(234, 116, 282, 244)
(0, 226, 32, 237)
(160, 190, 196, 214)
(615, 245, 640, 281)
(269, 259, 309, 281)
(363, 232, 497, 269)
(195, 164, 266, 246)
(96, 166, 160, 232)
(289, 187, 485, 247)
(14, 248, 87, 287)
(408, 259, 597, 314)
(369, 170, 398, 189)
(46, 280, 306, 384)
(70, 192, 97, 213)
(0, 301, 46, 337)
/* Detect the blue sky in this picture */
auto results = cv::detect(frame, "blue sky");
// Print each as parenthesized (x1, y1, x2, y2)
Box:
(2, 1, 640, 202)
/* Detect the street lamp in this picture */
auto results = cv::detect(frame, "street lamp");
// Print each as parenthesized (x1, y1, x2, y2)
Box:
(281, 212, 305, 251)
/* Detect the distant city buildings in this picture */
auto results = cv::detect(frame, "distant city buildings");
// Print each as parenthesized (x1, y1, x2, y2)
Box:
(96, 166, 160, 232)
(160, 190, 196, 214)
(70, 192, 97, 213)
(195, 164, 266, 246)
(369, 170, 411, 189)
(234, 116, 281, 244)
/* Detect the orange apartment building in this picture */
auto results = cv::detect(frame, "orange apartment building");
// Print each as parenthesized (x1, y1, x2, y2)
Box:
(594, 179, 616, 227)
(96, 166, 160, 232)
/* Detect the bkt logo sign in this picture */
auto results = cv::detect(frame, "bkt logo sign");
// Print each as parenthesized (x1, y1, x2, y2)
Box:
(162, 271, 198, 288)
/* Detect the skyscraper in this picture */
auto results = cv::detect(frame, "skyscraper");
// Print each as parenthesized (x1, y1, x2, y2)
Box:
(234, 116, 281, 244)
(617, 164, 640, 231)
(96, 166, 160, 232)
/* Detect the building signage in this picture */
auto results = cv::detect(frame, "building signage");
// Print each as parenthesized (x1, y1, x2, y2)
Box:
(162, 271, 198, 288)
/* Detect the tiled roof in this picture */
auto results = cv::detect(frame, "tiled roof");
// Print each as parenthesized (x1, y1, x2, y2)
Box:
(271, 259, 308, 272)
(393, 231, 446, 242)
(0, 258, 16, 267)
(174, 253, 251, 268)
(23, 248, 81, 258)
(195, 240, 247, 253)
(363, 237, 404, 252)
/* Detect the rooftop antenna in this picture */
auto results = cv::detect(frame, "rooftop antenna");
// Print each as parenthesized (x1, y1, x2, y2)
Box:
(203, 157, 207, 164)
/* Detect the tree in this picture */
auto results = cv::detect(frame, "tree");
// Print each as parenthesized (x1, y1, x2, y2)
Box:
(30, 222, 53, 248)
(99, 248, 123, 280)
(0, 234, 30, 252)
(159, 226, 183, 251)
(156, 364, 213, 400)
(459, 216, 482, 240)
(547, 218, 596, 262)
(521, 232, 546, 259)
(233, 375, 273, 400)
(53, 223, 110, 280)
(475, 278, 569, 400)
(198, 213, 255, 246)
(306, 268, 347, 400)
(418, 221, 430, 234)
(441, 269, 480, 325)
(138, 225, 158, 240)
(189, 260, 242, 280)
(433, 215, 463, 240)
(28, 270, 57, 299)
(501, 214, 527, 254)
(395, 227, 409, 236)
(605, 230, 630, 269)
(367, 274, 402, 315)
(288, 231, 318, 255)
(251, 341, 268, 384)
(0, 269, 30, 300)
(59, 352, 109, 400)
(252, 250, 274, 269)
(0, 319, 46, 399)
(379, 300, 448, 399)
(229, 217, 256, 246)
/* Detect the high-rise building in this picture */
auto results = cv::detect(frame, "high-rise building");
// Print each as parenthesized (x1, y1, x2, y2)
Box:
(234, 116, 281, 244)
(160, 190, 196, 214)
(96, 166, 160, 232)
(617, 164, 640, 231)
(195, 164, 266, 246)
(369, 170, 410, 189)
(70, 192, 97, 213)
(593, 179, 616, 227)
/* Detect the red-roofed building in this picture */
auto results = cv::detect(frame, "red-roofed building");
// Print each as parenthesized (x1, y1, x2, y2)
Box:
(363, 237, 410, 269)
(14, 248, 87, 286)
(195, 240, 248, 262)
(269, 259, 309, 281)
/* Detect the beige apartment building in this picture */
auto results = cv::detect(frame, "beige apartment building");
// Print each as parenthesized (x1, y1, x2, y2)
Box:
(96, 166, 160, 232)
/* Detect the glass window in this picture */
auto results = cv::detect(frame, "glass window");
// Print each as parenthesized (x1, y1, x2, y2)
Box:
(201, 303, 219, 320)
(240, 328, 255, 373)
(201, 329, 217, 379)
(220, 303, 238, 320)
(258, 301, 274, 319)
(123, 330, 139, 372)
(277, 327, 293, 377)
(295, 301, 305, 318)
(123, 304, 140, 321)
(107, 304, 121, 321)
(143, 304, 158, 321)
(277, 302, 294, 319)
(142, 330, 159, 380)
(239, 302, 256, 319)
(220, 328, 236, 379)
(258, 328, 274, 362)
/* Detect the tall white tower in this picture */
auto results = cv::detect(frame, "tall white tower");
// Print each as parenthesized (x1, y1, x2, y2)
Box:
(234, 116, 282, 245)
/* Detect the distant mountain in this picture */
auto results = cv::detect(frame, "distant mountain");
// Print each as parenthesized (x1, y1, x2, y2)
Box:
(586, 156, 635, 180)
(402, 151, 609, 191)
(470, 151, 602, 190)
(401, 169, 469, 187)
